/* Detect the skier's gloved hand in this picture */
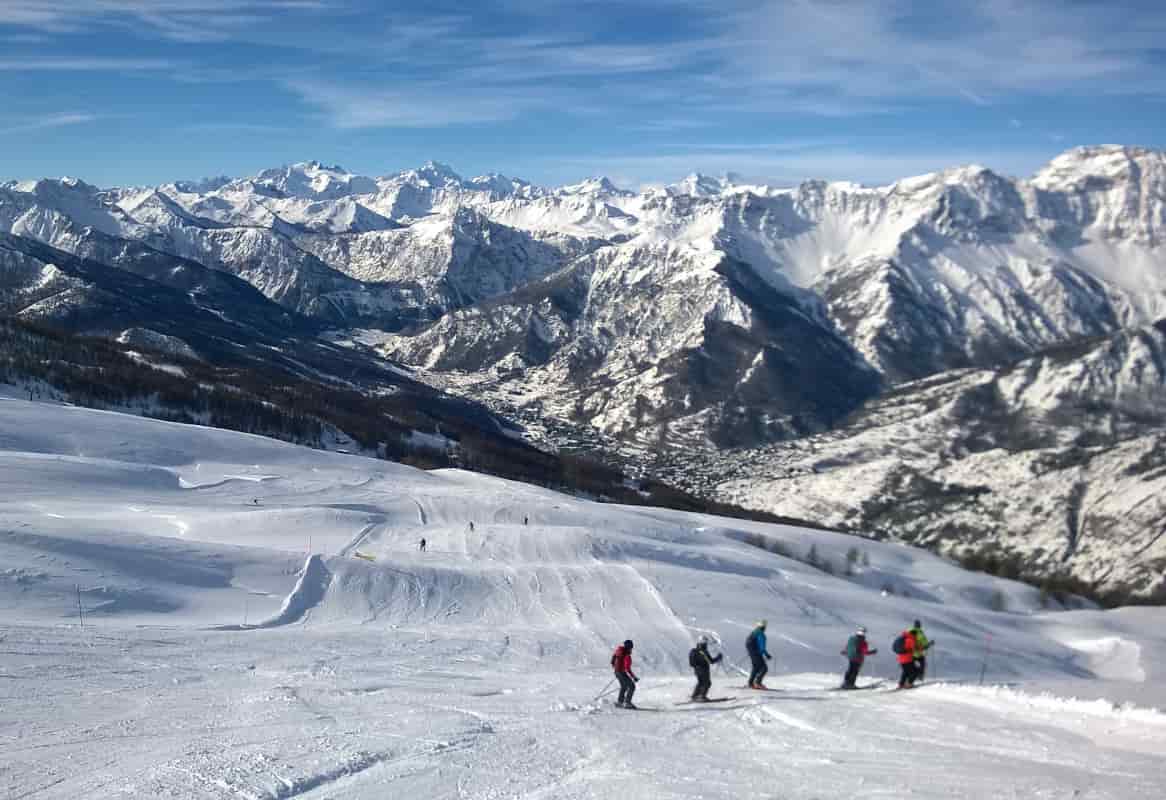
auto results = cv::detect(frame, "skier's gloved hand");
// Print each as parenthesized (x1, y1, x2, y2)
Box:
(765, 654, 772, 661)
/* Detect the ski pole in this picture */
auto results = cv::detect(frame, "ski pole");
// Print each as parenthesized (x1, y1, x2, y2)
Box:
(723, 656, 749, 677)
(592, 678, 615, 703)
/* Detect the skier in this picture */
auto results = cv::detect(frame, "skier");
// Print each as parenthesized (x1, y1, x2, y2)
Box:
(840, 626, 877, 689)
(469, 521, 475, 532)
(689, 635, 723, 701)
(419, 537, 427, 552)
(893, 626, 919, 688)
(523, 516, 529, 526)
(909, 619, 933, 683)
(745, 620, 772, 689)
(611, 639, 639, 709)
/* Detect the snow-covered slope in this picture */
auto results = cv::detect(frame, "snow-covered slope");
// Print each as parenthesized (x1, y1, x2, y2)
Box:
(1, 397, 1164, 798)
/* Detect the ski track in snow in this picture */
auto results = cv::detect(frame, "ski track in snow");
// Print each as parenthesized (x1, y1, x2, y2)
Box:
(0, 397, 1164, 798)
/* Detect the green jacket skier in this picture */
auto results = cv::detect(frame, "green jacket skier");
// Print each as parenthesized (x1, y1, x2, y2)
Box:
(909, 620, 933, 683)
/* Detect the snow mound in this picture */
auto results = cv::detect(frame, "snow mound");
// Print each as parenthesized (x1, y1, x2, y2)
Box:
(1061, 636, 1147, 682)
(253, 554, 332, 628)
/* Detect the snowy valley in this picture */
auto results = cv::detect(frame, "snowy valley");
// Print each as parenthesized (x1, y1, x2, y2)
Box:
(1, 395, 1165, 799)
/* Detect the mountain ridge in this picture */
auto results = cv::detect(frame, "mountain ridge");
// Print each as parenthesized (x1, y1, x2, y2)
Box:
(1, 144, 1164, 599)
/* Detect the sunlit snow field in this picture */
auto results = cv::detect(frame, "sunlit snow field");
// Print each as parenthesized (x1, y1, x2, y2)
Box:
(1, 393, 1163, 798)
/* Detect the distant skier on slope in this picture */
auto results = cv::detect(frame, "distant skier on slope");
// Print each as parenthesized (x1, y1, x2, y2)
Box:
(689, 636, 723, 701)
(909, 619, 933, 683)
(419, 537, 426, 552)
(745, 620, 772, 689)
(893, 626, 919, 689)
(840, 626, 877, 689)
(612, 639, 640, 709)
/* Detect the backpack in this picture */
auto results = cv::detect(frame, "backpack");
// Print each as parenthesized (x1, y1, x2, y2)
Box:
(892, 633, 907, 655)
(745, 630, 759, 655)
(689, 647, 702, 668)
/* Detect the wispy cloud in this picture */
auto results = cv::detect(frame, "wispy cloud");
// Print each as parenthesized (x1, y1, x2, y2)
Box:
(0, 1, 326, 41)
(8, 0, 1162, 132)
(0, 56, 175, 70)
(0, 111, 99, 135)
(179, 121, 290, 133)
(723, 0, 1166, 105)
(287, 80, 549, 128)
(2, 0, 1161, 187)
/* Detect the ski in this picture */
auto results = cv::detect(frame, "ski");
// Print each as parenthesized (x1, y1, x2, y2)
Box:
(739, 685, 779, 692)
(830, 681, 886, 692)
(674, 697, 736, 705)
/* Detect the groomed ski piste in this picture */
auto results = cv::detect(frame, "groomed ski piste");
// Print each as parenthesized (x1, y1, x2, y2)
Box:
(1, 393, 1164, 799)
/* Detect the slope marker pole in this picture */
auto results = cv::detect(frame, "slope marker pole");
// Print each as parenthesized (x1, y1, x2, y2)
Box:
(76, 585, 84, 629)
(978, 635, 992, 686)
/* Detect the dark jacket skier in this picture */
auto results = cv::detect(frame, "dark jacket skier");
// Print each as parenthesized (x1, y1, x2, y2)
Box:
(745, 620, 772, 689)
(689, 636, 724, 701)
(840, 626, 877, 688)
(612, 639, 639, 708)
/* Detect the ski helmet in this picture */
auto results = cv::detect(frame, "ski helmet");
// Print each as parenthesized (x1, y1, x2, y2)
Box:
(698, 635, 709, 645)
(624, 639, 634, 649)
(856, 626, 867, 635)
(913, 619, 922, 629)
(757, 619, 767, 629)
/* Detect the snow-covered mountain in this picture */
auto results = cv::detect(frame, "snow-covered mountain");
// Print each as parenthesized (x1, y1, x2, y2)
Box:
(2, 145, 1165, 597)
(701, 320, 1166, 602)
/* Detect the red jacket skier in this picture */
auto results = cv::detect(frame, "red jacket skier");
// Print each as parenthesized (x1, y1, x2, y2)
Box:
(611, 639, 639, 709)
(895, 629, 918, 688)
(840, 626, 877, 689)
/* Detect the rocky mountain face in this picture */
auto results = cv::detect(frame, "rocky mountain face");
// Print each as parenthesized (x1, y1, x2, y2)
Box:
(701, 320, 1166, 602)
(1, 145, 1164, 599)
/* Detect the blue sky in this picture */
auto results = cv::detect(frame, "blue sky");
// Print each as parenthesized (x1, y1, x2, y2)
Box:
(2, 0, 1164, 188)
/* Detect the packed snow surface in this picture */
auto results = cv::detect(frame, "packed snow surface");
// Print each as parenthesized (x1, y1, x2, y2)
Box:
(1, 395, 1164, 798)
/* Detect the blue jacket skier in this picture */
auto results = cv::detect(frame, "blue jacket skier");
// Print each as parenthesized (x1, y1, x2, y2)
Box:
(745, 621, 772, 689)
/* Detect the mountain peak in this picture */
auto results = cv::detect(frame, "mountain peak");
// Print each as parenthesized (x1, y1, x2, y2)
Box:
(673, 172, 727, 197)
(414, 161, 463, 183)
(248, 161, 376, 199)
(1033, 144, 1165, 190)
(298, 160, 350, 175)
(559, 176, 625, 196)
